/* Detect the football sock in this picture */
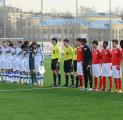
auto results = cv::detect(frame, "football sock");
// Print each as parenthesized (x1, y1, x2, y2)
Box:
(94, 77, 98, 89)
(109, 76, 112, 90)
(58, 74, 61, 86)
(118, 78, 122, 90)
(53, 74, 57, 86)
(76, 76, 79, 88)
(103, 77, 106, 91)
(99, 76, 103, 90)
(70, 75, 74, 86)
(80, 75, 84, 88)
(115, 79, 119, 90)
(65, 75, 69, 86)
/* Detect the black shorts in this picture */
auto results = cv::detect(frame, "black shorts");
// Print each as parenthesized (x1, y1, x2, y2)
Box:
(51, 58, 60, 71)
(73, 60, 77, 72)
(64, 59, 73, 73)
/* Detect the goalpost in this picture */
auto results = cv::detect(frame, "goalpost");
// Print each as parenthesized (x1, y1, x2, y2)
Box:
(0, 38, 24, 43)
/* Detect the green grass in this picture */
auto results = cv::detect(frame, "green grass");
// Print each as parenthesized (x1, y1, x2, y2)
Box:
(0, 59, 123, 120)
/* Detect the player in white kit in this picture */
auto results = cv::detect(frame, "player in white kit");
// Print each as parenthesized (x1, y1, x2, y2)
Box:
(35, 44, 45, 86)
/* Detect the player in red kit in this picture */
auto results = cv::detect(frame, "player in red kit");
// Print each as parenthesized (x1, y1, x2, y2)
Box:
(92, 40, 102, 91)
(101, 41, 112, 92)
(76, 38, 84, 90)
(112, 40, 122, 94)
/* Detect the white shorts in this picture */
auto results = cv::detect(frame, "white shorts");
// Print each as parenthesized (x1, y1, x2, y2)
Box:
(77, 62, 83, 75)
(35, 59, 41, 73)
(0, 58, 5, 70)
(112, 65, 122, 79)
(92, 64, 101, 77)
(102, 63, 112, 77)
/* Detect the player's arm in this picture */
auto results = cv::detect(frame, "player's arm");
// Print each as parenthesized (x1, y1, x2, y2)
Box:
(109, 49, 112, 58)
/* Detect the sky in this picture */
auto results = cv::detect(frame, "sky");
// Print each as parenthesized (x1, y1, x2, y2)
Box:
(4, 0, 123, 13)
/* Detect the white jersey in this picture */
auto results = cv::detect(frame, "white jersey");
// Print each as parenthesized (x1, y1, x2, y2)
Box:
(23, 50, 30, 73)
(13, 47, 22, 71)
(5, 47, 14, 70)
(35, 47, 44, 73)
(1, 47, 9, 70)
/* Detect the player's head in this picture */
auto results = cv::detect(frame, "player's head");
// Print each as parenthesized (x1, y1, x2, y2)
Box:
(21, 44, 26, 50)
(30, 41, 37, 49)
(92, 40, 98, 49)
(103, 41, 109, 49)
(2, 41, 6, 47)
(37, 44, 41, 48)
(17, 41, 23, 47)
(120, 40, 123, 49)
(81, 38, 87, 45)
(112, 39, 118, 48)
(76, 38, 82, 46)
(6, 41, 10, 47)
(4, 41, 8, 48)
(24, 41, 30, 47)
(63, 39, 69, 47)
(52, 38, 58, 45)
(9, 42, 14, 48)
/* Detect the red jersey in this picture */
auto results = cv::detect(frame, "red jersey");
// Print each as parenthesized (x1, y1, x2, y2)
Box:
(121, 49, 123, 61)
(101, 49, 112, 63)
(112, 48, 122, 65)
(92, 49, 101, 64)
(77, 47, 83, 62)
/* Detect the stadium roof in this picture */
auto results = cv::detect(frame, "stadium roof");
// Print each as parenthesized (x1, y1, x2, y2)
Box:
(90, 20, 123, 29)
(34, 18, 123, 29)
(35, 18, 88, 27)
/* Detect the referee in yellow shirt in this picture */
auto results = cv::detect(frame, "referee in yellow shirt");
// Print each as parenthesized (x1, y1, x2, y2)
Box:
(51, 38, 61, 87)
(63, 39, 74, 87)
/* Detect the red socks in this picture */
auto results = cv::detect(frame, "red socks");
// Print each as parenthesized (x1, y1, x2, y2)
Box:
(103, 77, 106, 91)
(102, 77, 112, 91)
(79, 75, 84, 88)
(94, 77, 98, 89)
(115, 79, 119, 91)
(99, 76, 103, 90)
(118, 78, 122, 90)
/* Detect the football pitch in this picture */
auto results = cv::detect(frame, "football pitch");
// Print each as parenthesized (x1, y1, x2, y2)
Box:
(0, 59, 123, 120)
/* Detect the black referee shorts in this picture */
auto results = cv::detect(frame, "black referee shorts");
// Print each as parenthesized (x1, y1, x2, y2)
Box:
(51, 58, 60, 71)
(64, 59, 73, 73)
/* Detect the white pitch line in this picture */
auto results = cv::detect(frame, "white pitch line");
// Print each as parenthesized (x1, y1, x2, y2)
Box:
(0, 87, 68, 92)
